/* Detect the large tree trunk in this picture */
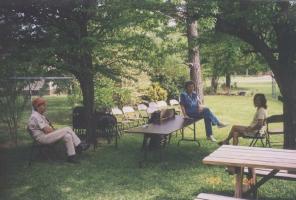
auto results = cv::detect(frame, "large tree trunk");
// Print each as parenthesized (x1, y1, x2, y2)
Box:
(75, 50, 95, 144)
(211, 75, 219, 94)
(186, 11, 203, 102)
(225, 73, 231, 89)
(275, 62, 296, 149)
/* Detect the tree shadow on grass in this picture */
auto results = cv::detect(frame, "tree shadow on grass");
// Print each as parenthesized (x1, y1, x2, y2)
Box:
(3, 134, 296, 200)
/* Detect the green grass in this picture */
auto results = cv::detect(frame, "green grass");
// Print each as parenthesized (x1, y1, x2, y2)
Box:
(0, 82, 295, 200)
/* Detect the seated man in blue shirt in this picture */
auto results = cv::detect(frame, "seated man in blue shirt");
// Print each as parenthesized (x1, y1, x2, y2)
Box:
(180, 81, 226, 142)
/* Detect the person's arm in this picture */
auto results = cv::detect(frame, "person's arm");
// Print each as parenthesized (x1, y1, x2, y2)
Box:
(196, 95, 205, 113)
(180, 93, 190, 118)
(35, 115, 55, 134)
(180, 104, 190, 118)
(42, 126, 54, 134)
(247, 119, 264, 131)
(247, 108, 266, 131)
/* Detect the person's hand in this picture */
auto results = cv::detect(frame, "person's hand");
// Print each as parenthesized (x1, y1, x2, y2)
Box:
(197, 105, 205, 113)
(43, 126, 54, 134)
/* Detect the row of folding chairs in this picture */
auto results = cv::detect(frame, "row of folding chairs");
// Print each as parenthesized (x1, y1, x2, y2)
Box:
(110, 99, 181, 133)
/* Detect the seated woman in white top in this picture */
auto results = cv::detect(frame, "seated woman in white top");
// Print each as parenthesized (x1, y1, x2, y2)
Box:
(218, 93, 268, 146)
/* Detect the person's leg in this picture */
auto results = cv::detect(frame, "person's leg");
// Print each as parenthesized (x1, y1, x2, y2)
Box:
(220, 125, 248, 145)
(196, 108, 214, 137)
(202, 107, 220, 126)
(36, 128, 76, 156)
(62, 127, 81, 147)
(232, 131, 243, 145)
(63, 133, 76, 156)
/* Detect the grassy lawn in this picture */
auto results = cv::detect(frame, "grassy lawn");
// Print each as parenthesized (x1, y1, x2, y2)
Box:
(0, 82, 295, 200)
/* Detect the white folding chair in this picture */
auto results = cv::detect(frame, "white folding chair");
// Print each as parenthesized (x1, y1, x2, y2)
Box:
(122, 106, 142, 126)
(169, 99, 179, 106)
(169, 99, 181, 114)
(156, 100, 168, 109)
(148, 102, 159, 109)
(111, 107, 131, 132)
(137, 104, 149, 123)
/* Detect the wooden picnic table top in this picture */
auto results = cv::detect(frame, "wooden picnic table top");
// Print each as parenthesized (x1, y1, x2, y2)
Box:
(203, 145, 296, 171)
(126, 115, 196, 135)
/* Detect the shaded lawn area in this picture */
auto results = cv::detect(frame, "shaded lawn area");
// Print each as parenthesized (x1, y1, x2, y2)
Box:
(1, 87, 295, 200)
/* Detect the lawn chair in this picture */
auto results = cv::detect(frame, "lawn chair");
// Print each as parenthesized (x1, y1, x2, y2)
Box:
(156, 100, 168, 109)
(148, 102, 159, 109)
(169, 99, 181, 114)
(146, 106, 159, 117)
(137, 104, 149, 123)
(243, 125, 267, 147)
(266, 114, 283, 147)
(27, 127, 60, 166)
(122, 106, 142, 127)
(111, 107, 132, 133)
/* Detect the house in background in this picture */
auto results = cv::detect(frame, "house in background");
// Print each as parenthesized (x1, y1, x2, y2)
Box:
(23, 80, 58, 96)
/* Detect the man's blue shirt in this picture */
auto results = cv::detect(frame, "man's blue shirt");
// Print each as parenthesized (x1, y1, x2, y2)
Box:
(180, 91, 200, 116)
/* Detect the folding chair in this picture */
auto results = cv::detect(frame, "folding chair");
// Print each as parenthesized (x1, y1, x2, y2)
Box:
(27, 127, 60, 166)
(266, 114, 284, 147)
(137, 104, 149, 123)
(122, 106, 142, 127)
(169, 99, 181, 114)
(146, 106, 159, 117)
(243, 127, 267, 147)
(156, 100, 168, 109)
(111, 107, 132, 133)
(148, 102, 159, 109)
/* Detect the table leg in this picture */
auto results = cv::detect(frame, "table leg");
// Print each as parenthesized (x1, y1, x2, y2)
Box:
(245, 169, 279, 197)
(193, 122, 196, 141)
(234, 167, 243, 198)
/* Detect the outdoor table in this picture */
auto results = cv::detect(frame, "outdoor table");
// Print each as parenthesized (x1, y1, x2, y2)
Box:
(126, 115, 200, 165)
(203, 145, 296, 198)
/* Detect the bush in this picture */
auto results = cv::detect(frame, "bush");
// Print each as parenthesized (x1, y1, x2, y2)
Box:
(147, 83, 168, 101)
(68, 77, 133, 111)
(150, 73, 186, 100)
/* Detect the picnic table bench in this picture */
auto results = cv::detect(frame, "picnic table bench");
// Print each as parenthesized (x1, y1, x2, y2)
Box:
(203, 145, 296, 198)
(195, 193, 246, 200)
(243, 168, 296, 181)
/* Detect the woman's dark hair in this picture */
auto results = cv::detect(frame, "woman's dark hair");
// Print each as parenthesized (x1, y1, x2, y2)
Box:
(254, 93, 267, 109)
(184, 80, 195, 90)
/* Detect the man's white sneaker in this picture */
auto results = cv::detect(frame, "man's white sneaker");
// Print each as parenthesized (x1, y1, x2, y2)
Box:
(207, 135, 217, 142)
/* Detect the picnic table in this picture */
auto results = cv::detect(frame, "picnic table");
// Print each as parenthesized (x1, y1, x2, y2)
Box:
(203, 145, 296, 198)
(126, 115, 200, 165)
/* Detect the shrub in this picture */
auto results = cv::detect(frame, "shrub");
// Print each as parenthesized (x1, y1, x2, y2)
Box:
(147, 83, 168, 101)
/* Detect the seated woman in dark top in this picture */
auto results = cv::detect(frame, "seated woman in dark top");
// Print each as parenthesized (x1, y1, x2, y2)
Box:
(180, 81, 227, 142)
(218, 93, 268, 145)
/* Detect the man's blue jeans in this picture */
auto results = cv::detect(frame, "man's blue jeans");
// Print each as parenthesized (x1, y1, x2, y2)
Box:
(188, 107, 220, 137)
